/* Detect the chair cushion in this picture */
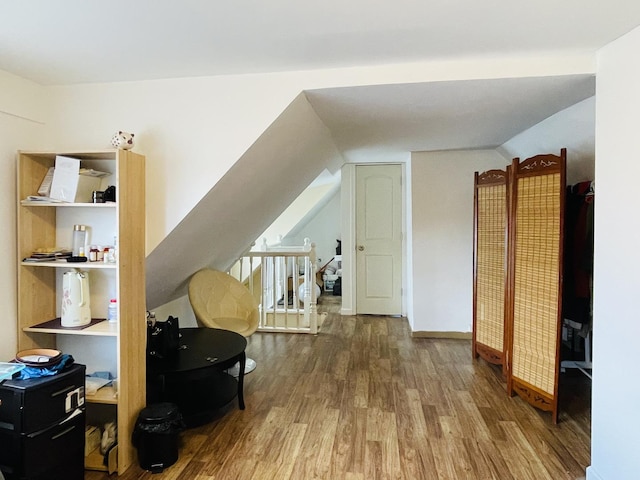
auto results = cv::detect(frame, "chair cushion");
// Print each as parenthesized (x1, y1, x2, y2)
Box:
(188, 269, 259, 337)
(205, 317, 253, 336)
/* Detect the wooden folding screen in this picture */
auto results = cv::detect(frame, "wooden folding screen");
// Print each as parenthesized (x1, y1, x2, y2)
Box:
(472, 169, 508, 372)
(506, 149, 566, 423)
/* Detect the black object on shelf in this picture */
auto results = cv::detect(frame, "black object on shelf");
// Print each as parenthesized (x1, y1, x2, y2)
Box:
(103, 185, 116, 202)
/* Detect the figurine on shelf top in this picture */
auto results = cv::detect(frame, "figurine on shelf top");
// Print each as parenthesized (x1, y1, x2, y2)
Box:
(111, 131, 135, 150)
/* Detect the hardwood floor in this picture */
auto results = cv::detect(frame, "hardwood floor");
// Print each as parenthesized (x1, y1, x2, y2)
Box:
(90, 296, 591, 480)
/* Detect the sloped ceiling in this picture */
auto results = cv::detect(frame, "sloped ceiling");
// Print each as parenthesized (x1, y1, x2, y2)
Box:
(499, 96, 596, 184)
(305, 75, 595, 163)
(145, 93, 343, 308)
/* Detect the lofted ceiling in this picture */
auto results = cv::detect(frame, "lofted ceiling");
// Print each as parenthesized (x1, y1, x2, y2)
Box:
(1, 1, 638, 161)
(2, 1, 640, 86)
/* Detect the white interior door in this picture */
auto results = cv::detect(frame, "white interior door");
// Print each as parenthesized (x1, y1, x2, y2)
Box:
(355, 164, 402, 315)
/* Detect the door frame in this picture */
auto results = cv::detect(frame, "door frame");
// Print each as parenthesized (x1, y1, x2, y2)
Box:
(340, 162, 409, 317)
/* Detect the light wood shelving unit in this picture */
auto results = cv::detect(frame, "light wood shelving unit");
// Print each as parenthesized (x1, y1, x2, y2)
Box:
(16, 149, 146, 475)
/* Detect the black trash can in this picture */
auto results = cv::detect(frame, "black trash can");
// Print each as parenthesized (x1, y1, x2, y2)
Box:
(132, 403, 185, 473)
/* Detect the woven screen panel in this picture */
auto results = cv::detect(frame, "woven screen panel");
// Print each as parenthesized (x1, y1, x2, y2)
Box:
(512, 173, 561, 395)
(476, 184, 506, 351)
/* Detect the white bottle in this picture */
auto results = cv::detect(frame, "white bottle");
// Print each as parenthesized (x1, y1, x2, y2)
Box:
(107, 298, 118, 322)
(108, 235, 118, 264)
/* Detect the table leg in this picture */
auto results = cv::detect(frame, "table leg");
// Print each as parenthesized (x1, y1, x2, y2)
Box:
(237, 351, 246, 410)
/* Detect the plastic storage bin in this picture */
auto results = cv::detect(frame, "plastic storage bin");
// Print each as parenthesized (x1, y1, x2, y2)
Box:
(132, 403, 184, 473)
(0, 364, 86, 480)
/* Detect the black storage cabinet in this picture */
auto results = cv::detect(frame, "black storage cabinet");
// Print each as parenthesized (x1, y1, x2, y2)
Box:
(133, 402, 183, 473)
(0, 364, 86, 480)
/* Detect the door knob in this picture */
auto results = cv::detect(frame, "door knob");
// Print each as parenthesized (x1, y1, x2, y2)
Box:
(357, 245, 365, 251)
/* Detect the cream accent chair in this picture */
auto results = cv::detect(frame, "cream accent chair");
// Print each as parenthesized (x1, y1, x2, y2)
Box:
(188, 269, 259, 374)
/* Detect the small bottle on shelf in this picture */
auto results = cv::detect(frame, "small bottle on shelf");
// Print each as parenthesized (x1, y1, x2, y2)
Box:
(107, 299, 118, 323)
(111, 235, 118, 263)
(106, 246, 116, 263)
(72, 224, 87, 257)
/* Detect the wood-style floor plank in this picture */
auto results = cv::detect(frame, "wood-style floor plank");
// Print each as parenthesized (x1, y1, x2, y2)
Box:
(86, 296, 590, 480)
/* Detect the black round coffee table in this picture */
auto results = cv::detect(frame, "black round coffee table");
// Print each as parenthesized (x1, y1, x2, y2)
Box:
(146, 328, 247, 427)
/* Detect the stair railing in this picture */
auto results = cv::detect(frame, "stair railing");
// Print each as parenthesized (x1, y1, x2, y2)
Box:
(229, 238, 319, 334)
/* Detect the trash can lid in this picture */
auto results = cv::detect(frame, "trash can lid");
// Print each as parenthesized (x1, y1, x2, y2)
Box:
(138, 402, 181, 424)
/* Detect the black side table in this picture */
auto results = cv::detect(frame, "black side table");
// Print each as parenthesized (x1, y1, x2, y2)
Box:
(146, 328, 247, 427)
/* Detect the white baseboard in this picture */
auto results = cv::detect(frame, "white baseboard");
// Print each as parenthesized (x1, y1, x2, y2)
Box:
(586, 465, 604, 480)
(411, 331, 472, 339)
(340, 307, 354, 315)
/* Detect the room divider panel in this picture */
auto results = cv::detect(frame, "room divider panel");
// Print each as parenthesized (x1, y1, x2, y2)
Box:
(506, 149, 566, 424)
(472, 169, 508, 373)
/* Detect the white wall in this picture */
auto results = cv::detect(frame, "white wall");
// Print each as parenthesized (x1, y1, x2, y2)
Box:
(152, 295, 198, 329)
(285, 189, 341, 269)
(499, 96, 595, 184)
(408, 97, 597, 337)
(267, 181, 338, 249)
(0, 70, 47, 123)
(405, 157, 415, 328)
(410, 149, 507, 333)
(587, 25, 640, 480)
(340, 164, 356, 315)
(0, 71, 46, 360)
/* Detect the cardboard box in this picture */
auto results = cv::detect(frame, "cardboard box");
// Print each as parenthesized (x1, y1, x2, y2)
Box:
(85, 425, 101, 456)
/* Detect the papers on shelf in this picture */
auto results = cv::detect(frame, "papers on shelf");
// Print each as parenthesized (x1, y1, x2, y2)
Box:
(23, 248, 72, 262)
(79, 168, 110, 178)
(49, 155, 81, 202)
(25, 195, 66, 203)
(85, 376, 112, 396)
(37, 167, 55, 196)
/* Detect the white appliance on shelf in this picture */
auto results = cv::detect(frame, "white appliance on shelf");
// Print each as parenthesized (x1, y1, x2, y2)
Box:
(61, 269, 91, 327)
